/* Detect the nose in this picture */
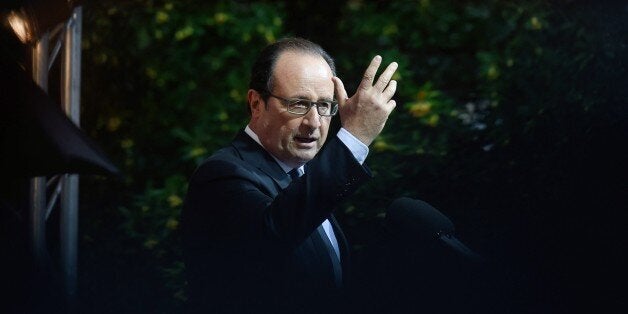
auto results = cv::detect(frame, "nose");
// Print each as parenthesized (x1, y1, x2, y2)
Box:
(301, 105, 322, 129)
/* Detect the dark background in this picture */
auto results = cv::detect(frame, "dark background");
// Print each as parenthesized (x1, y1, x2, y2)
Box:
(2, 0, 627, 313)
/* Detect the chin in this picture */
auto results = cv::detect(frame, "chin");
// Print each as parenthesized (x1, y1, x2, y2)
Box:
(294, 152, 316, 163)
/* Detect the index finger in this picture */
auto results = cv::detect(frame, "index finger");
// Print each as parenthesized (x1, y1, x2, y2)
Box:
(358, 55, 382, 91)
(374, 62, 398, 92)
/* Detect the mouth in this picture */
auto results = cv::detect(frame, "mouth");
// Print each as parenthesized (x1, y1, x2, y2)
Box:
(294, 136, 317, 144)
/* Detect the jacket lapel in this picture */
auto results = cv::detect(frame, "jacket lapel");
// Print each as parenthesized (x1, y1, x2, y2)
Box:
(231, 130, 291, 190)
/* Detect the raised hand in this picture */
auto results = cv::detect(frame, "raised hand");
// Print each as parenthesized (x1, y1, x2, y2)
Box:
(333, 55, 398, 146)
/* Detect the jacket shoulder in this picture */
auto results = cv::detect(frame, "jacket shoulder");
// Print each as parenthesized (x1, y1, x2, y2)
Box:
(189, 146, 249, 183)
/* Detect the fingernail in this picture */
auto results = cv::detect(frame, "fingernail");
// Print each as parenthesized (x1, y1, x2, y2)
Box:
(375, 55, 381, 61)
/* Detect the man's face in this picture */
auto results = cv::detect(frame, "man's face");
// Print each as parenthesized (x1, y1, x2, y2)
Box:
(249, 51, 334, 168)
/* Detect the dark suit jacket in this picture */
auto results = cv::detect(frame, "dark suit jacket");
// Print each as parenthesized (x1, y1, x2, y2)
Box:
(182, 130, 371, 313)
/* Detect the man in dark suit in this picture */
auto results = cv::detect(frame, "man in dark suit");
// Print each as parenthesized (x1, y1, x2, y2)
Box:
(182, 37, 398, 313)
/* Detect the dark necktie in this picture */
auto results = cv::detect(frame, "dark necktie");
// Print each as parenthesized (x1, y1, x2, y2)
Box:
(288, 168, 300, 181)
(315, 224, 343, 287)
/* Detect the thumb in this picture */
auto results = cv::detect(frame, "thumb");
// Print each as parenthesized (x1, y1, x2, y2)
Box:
(332, 76, 349, 106)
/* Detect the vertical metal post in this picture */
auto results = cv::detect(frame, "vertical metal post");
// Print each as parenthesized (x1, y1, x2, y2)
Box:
(60, 6, 82, 304)
(30, 31, 49, 270)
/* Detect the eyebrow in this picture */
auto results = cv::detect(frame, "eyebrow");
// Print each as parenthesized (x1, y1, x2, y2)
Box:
(290, 95, 335, 102)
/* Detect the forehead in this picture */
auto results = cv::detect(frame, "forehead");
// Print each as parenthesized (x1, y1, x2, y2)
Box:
(272, 51, 334, 96)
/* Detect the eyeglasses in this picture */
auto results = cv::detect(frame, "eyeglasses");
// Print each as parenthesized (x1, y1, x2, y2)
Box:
(266, 93, 338, 117)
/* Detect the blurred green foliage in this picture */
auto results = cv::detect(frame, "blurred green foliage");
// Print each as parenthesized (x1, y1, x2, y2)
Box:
(79, 0, 626, 312)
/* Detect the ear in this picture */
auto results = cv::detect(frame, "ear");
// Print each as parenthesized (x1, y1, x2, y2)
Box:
(247, 89, 264, 117)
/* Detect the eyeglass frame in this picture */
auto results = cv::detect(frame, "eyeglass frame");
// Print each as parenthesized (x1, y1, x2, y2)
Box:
(263, 92, 339, 117)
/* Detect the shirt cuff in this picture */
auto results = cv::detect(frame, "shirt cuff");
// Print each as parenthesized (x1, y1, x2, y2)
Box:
(337, 128, 369, 165)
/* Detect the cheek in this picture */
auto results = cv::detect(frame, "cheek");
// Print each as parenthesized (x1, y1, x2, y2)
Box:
(321, 120, 331, 136)
(318, 122, 331, 145)
(284, 119, 302, 135)
(278, 123, 297, 145)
